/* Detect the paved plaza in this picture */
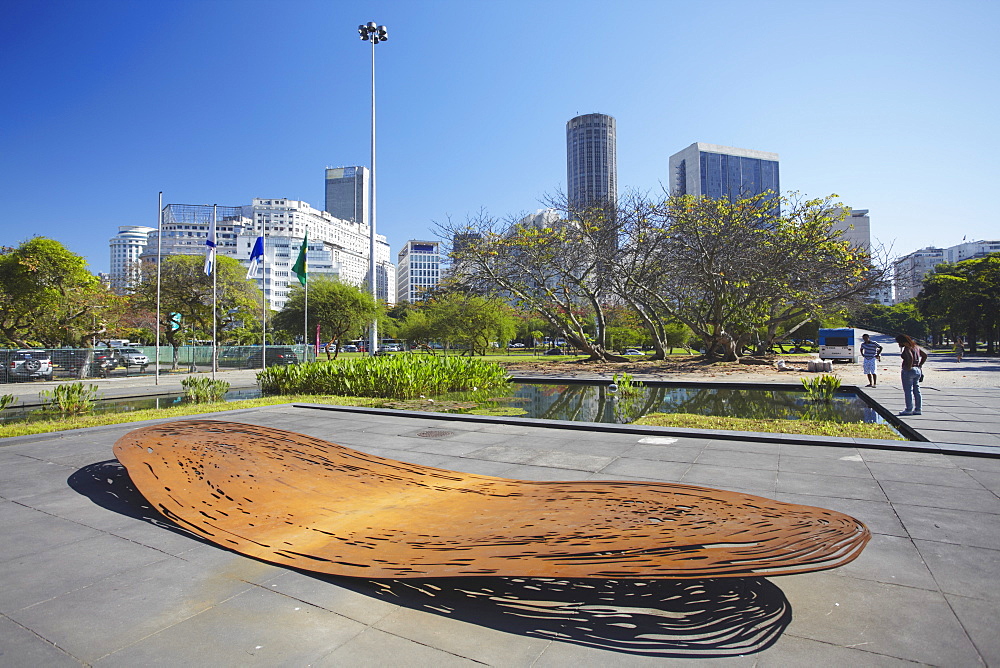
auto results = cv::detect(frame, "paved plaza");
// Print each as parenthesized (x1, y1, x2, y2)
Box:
(1, 349, 999, 665)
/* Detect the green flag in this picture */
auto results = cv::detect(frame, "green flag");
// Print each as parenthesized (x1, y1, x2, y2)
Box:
(292, 232, 308, 286)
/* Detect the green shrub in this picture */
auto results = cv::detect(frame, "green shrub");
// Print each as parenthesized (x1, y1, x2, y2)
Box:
(257, 355, 510, 399)
(181, 377, 231, 403)
(800, 374, 842, 402)
(0, 394, 15, 411)
(612, 372, 641, 397)
(38, 383, 100, 415)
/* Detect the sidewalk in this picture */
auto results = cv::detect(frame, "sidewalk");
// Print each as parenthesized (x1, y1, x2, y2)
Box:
(2, 402, 999, 665)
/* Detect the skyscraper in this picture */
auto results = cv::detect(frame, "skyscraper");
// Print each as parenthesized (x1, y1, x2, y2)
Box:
(108, 225, 156, 293)
(396, 240, 442, 303)
(668, 142, 779, 201)
(566, 113, 617, 212)
(324, 166, 370, 227)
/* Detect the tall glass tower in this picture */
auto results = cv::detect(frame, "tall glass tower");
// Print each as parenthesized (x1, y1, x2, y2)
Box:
(668, 143, 779, 202)
(324, 166, 370, 227)
(566, 113, 617, 212)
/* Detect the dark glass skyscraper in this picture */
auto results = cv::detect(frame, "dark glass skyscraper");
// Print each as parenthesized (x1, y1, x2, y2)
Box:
(324, 166, 370, 226)
(566, 113, 617, 212)
(668, 143, 779, 202)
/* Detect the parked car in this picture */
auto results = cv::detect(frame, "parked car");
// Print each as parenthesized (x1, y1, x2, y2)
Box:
(623, 349, 643, 355)
(342, 344, 358, 353)
(89, 349, 120, 376)
(509, 342, 526, 348)
(382, 344, 402, 352)
(244, 347, 298, 368)
(2, 349, 53, 382)
(543, 348, 563, 356)
(114, 347, 149, 372)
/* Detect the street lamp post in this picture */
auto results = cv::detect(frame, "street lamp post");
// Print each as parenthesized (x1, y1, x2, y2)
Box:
(358, 21, 387, 356)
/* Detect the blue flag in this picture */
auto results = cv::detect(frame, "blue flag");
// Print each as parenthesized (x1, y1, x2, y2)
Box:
(246, 236, 264, 279)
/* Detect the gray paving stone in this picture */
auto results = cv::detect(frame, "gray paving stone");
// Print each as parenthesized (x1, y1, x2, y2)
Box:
(775, 471, 887, 502)
(94, 587, 366, 666)
(317, 627, 480, 667)
(948, 454, 1000, 473)
(0, 615, 81, 667)
(464, 444, 547, 464)
(597, 457, 689, 481)
(867, 461, 985, 488)
(526, 450, 616, 472)
(623, 443, 704, 463)
(831, 533, 937, 590)
(0, 499, 51, 528)
(754, 634, 923, 666)
(0, 514, 104, 564)
(695, 448, 779, 470)
(946, 594, 1000, 666)
(8, 555, 258, 663)
(498, 464, 594, 481)
(778, 453, 874, 479)
(261, 571, 398, 626)
(770, 492, 907, 537)
(778, 572, 982, 666)
(373, 605, 550, 666)
(680, 463, 777, 493)
(894, 504, 1000, 550)
(778, 443, 861, 460)
(914, 539, 1000, 600)
(862, 449, 957, 467)
(967, 469, 1000, 495)
(703, 439, 780, 455)
(880, 479, 1000, 513)
(429, 456, 518, 478)
(0, 534, 170, 613)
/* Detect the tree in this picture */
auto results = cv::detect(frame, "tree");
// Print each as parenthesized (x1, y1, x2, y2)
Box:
(0, 237, 112, 348)
(616, 192, 889, 361)
(401, 292, 518, 355)
(272, 276, 379, 359)
(133, 254, 263, 368)
(438, 204, 627, 362)
(917, 253, 1000, 353)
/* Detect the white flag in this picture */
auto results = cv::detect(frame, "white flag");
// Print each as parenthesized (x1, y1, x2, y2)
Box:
(204, 211, 217, 276)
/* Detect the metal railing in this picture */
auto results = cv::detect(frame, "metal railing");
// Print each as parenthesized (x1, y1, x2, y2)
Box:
(0, 346, 317, 384)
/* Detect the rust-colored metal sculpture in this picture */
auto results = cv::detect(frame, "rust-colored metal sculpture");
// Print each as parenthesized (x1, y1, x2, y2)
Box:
(114, 420, 869, 579)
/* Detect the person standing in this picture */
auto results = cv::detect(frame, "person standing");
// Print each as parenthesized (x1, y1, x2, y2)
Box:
(895, 334, 928, 416)
(859, 334, 883, 387)
(954, 337, 965, 362)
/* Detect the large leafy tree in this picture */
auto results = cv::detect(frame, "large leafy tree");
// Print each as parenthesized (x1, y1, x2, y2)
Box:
(917, 253, 1000, 353)
(272, 276, 379, 358)
(0, 237, 113, 347)
(616, 192, 888, 361)
(439, 203, 626, 362)
(398, 292, 518, 355)
(132, 254, 263, 366)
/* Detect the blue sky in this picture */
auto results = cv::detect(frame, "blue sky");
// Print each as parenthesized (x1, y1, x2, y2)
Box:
(2, 0, 997, 275)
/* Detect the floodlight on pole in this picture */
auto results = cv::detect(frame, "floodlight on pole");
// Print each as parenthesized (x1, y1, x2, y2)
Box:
(357, 21, 387, 355)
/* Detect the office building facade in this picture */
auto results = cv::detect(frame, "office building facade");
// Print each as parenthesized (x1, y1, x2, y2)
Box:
(325, 166, 370, 228)
(669, 142, 779, 202)
(109, 225, 156, 293)
(142, 199, 394, 311)
(396, 240, 442, 303)
(566, 113, 617, 212)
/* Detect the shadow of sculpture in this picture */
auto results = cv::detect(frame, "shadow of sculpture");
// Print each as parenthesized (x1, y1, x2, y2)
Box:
(69, 459, 791, 658)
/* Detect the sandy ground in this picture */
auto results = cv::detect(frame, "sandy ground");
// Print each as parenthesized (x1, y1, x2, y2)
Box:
(500, 351, 1000, 388)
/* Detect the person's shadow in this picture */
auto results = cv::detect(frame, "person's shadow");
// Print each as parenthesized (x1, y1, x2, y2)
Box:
(69, 460, 792, 659)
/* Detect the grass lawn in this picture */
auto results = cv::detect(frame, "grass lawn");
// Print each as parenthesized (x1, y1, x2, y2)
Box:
(2, 392, 904, 442)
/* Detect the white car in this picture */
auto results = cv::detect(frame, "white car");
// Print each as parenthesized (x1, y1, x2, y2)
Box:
(4, 349, 54, 382)
(623, 349, 643, 355)
(114, 347, 149, 371)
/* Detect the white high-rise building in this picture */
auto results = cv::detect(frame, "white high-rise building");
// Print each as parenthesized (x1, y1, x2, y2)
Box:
(893, 247, 946, 303)
(892, 239, 1000, 303)
(396, 241, 442, 303)
(109, 225, 156, 293)
(142, 199, 395, 311)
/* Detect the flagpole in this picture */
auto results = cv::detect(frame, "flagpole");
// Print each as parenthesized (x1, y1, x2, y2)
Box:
(211, 204, 218, 380)
(262, 232, 267, 372)
(155, 192, 162, 385)
(303, 228, 309, 360)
